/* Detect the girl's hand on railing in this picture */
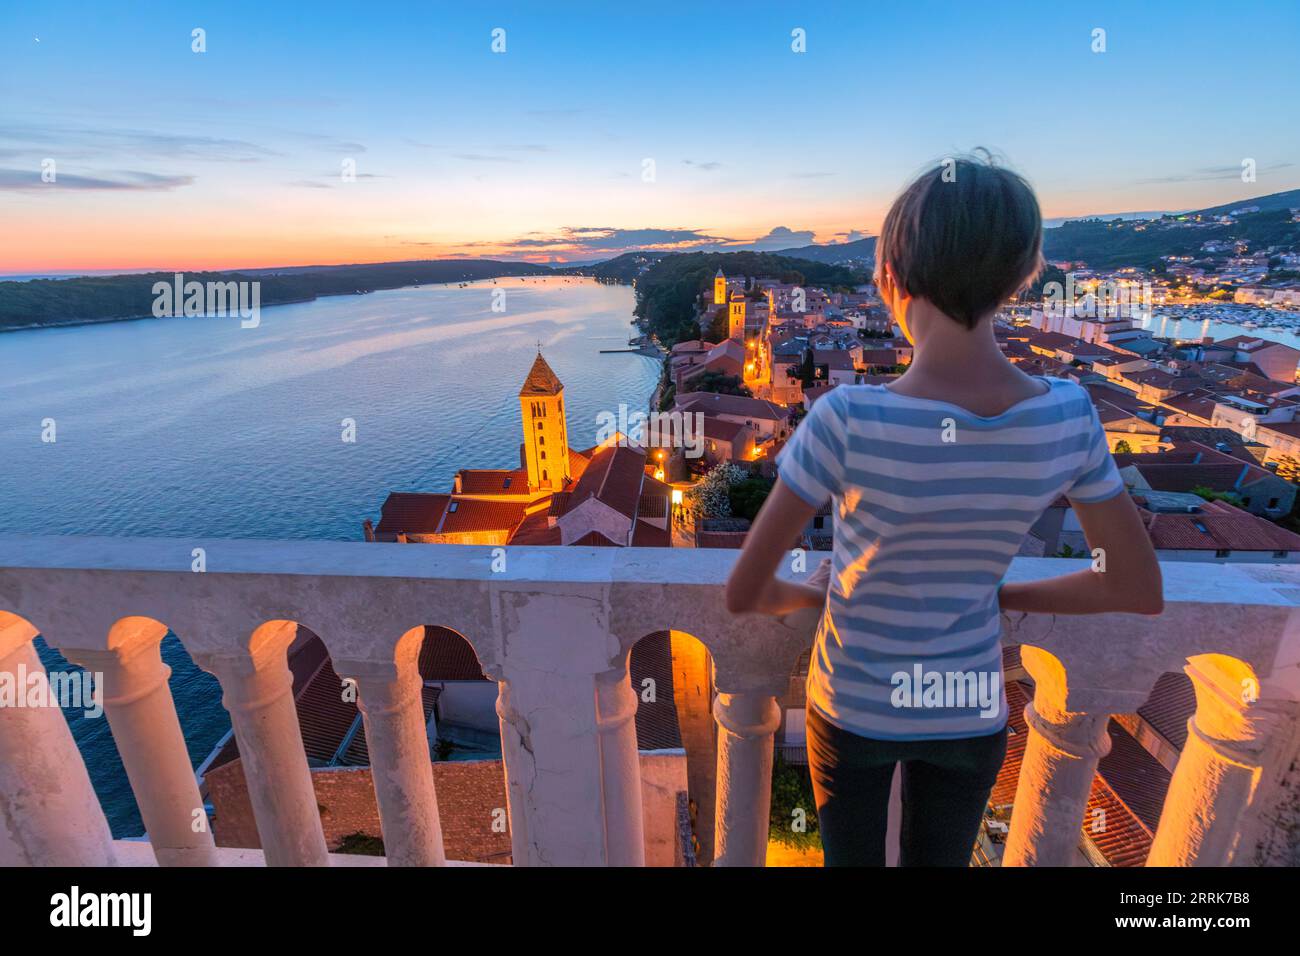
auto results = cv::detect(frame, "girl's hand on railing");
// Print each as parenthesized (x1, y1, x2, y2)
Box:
(805, 556, 832, 592)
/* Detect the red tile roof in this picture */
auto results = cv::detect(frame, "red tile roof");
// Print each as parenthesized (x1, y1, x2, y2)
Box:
(1084, 383, 1153, 414)
(518, 352, 564, 397)
(676, 391, 790, 422)
(696, 530, 748, 548)
(570, 530, 622, 546)
(629, 632, 683, 749)
(637, 492, 668, 519)
(375, 493, 449, 535)
(438, 498, 529, 535)
(1142, 505, 1300, 551)
(507, 509, 562, 545)
(1131, 462, 1245, 493)
(1137, 672, 1196, 750)
(456, 468, 528, 495)
(1097, 722, 1172, 833)
(418, 626, 491, 682)
(702, 416, 746, 442)
(567, 443, 646, 521)
(631, 520, 671, 547)
(993, 681, 1155, 866)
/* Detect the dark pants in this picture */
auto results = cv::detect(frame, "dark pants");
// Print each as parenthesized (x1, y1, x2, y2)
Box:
(806, 707, 1008, 866)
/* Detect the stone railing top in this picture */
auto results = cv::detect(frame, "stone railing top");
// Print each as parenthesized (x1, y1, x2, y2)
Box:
(2, 535, 1299, 702)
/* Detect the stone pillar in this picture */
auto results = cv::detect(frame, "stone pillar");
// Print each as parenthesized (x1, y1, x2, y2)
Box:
(494, 680, 531, 864)
(1147, 658, 1274, 866)
(63, 618, 217, 866)
(340, 653, 446, 866)
(1003, 704, 1111, 866)
(194, 623, 329, 866)
(0, 621, 117, 866)
(595, 662, 645, 866)
(495, 665, 611, 866)
(712, 691, 781, 867)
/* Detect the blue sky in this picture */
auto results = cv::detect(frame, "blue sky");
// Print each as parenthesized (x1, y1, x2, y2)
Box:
(2, 0, 1297, 269)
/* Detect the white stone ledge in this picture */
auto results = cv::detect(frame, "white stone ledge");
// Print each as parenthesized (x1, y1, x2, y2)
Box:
(1, 535, 1297, 700)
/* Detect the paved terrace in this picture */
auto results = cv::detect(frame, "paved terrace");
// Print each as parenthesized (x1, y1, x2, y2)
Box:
(1, 535, 1298, 866)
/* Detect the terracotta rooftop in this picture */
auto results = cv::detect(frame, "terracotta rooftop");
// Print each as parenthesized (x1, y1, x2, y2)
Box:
(695, 531, 748, 548)
(567, 443, 647, 521)
(506, 509, 562, 546)
(456, 468, 528, 495)
(518, 352, 564, 397)
(1129, 462, 1246, 494)
(375, 493, 449, 536)
(1136, 672, 1197, 750)
(631, 520, 671, 547)
(1141, 503, 1300, 551)
(676, 391, 790, 422)
(992, 681, 1154, 866)
(437, 497, 529, 536)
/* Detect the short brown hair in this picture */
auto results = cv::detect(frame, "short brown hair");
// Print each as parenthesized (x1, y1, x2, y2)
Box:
(877, 152, 1043, 329)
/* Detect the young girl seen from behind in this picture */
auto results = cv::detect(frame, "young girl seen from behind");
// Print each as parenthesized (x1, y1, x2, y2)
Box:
(725, 154, 1163, 866)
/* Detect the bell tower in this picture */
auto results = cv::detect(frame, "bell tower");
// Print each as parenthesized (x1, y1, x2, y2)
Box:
(728, 292, 746, 340)
(519, 351, 570, 493)
(713, 268, 726, 306)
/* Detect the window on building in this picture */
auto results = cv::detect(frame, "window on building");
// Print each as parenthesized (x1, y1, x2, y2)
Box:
(1268, 497, 1280, 509)
(542, 470, 548, 481)
(1215, 549, 1231, 558)
(540, 451, 546, 460)
(538, 436, 544, 446)
(1273, 550, 1289, 558)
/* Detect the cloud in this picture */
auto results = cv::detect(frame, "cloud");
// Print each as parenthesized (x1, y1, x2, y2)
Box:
(1135, 162, 1294, 185)
(0, 122, 276, 162)
(449, 225, 734, 260)
(431, 144, 553, 163)
(744, 225, 816, 250)
(682, 159, 722, 171)
(0, 168, 194, 191)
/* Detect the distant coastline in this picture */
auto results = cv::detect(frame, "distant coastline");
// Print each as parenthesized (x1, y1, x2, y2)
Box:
(0, 259, 564, 334)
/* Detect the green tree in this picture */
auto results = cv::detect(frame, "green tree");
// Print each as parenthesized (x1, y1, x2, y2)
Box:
(691, 371, 751, 397)
(685, 462, 747, 519)
(1190, 485, 1243, 507)
(768, 754, 820, 851)
(729, 476, 774, 521)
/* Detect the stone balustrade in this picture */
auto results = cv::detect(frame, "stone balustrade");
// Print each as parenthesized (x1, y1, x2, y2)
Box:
(1, 534, 1298, 867)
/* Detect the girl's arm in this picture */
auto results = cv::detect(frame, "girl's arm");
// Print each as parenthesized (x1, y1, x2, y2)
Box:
(999, 491, 1164, 615)
(725, 479, 826, 616)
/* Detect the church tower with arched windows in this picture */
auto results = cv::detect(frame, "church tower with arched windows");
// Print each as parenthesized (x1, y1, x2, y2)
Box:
(519, 351, 570, 493)
(713, 268, 726, 306)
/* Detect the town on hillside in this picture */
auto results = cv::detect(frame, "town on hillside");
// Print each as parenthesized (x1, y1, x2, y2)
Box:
(349, 217, 1300, 866)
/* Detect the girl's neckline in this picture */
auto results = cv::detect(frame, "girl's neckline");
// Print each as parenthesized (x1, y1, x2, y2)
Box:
(878, 375, 1056, 422)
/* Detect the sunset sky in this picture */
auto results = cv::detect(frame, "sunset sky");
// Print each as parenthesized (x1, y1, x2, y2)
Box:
(2, 0, 1298, 274)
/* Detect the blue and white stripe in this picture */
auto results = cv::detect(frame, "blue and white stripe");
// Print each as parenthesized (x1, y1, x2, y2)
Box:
(777, 377, 1124, 741)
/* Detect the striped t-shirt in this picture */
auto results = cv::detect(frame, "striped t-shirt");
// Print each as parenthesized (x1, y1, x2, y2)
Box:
(777, 376, 1124, 741)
